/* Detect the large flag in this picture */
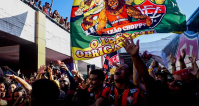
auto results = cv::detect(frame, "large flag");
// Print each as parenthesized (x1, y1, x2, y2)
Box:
(71, 0, 186, 60)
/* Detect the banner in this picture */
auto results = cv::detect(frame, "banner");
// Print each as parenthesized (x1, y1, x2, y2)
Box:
(71, 0, 186, 60)
(103, 51, 120, 74)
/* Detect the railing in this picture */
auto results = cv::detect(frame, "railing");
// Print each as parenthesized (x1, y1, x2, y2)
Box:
(21, 0, 70, 33)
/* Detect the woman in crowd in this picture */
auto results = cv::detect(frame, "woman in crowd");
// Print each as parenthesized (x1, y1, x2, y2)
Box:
(48, 8, 53, 17)
(52, 10, 61, 22)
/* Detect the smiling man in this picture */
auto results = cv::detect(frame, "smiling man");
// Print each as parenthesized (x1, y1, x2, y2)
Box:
(87, 69, 105, 105)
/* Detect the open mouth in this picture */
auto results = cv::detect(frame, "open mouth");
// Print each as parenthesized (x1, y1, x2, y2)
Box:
(115, 72, 120, 75)
(111, 4, 117, 8)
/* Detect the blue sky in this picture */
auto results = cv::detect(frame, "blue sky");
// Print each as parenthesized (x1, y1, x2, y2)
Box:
(41, 0, 199, 43)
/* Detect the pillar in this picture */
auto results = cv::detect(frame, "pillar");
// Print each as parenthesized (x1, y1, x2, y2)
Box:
(19, 11, 46, 77)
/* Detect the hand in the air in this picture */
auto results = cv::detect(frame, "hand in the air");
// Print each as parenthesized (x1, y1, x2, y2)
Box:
(6, 74, 16, 79)
(60, 62, 69, 71)
(170, 53, 176, 65)
(179, 49, 186, 61)
(189, 54, 197, 64)
(122, 36, 139, 57)
(38, 65, 46, 74)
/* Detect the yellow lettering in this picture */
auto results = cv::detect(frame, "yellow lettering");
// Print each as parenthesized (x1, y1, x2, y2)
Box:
(91, 49, 100, 57)
(115, 35, 123, 44)
(103, 45, 113, 54)
(90, 40, 99, 49)
(147, 30, 153, 34)
(100, 37, 109, 45)
(98, 47, 104, 56)
(114, 44, 122, 50)
(75, 50, 84, 58)
(84, 51, 92, 58)
(108, 37, 115, 44)
(123, 33, 130, 38)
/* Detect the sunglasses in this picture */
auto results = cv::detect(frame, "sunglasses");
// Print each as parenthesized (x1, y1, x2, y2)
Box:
(60, 80, 67, 83)
(167, 75, 185, 87)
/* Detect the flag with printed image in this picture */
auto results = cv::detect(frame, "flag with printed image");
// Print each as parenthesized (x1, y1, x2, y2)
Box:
(70, 0, 186, 60)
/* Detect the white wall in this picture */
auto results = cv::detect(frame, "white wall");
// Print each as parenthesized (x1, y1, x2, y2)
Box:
(82, 57, 102, 68)
(45, 19, 71, 56)
(0, 0, 35, 42)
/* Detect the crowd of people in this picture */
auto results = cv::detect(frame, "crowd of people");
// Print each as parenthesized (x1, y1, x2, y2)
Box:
(0, 37, 199, 106)
(21, 0, 70, 31)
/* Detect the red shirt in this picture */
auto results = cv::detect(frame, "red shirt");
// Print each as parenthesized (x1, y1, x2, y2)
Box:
(105, 5, 129, 27)
(100, 83, 144, 106)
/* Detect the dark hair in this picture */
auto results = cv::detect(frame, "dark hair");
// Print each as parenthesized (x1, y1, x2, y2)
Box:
(29, 75, 36, 79)
(8, 83, 18, 90)
(0, 82, 6, 91)
(12, 87, 26, 103)
(13, 87, 26, 94)
(90, 69, 105, 81)
(32, 79, 60, 106)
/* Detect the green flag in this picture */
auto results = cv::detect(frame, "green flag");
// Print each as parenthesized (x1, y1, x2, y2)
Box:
(70, 0, 186, 60)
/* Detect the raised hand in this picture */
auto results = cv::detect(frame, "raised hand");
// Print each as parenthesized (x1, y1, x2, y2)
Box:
(71, 70, 78, 75)
(189, 54, 197, 64)
(60, 62, 69, 71)
(122, 36, 139, 57)
(47, 66, 53, 75)
(179, 49, 186, 61)
(6, 74, 16, 79)
(170, 53, 176, 65)
(38, 65, 46, 74)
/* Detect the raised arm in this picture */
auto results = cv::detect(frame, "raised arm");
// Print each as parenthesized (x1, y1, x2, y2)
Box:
(189, 54, 199, 78)
(36, 65, 46, 80)
(133, 63, 146, 92)
(7, 74, 32, 94)
(170, 53, 177, 73)
(96, 9, 107, 35)
(60, 62, 76, 90)
(122, 36, 156, 94)
(179, 49, 187, 69)
(148, 60, 156, 79)
(50, 0, 53, 8)
(47, 66, 54, 81)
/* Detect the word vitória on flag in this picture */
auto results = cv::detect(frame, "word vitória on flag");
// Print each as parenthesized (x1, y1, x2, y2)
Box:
(70, 0, 186, 60)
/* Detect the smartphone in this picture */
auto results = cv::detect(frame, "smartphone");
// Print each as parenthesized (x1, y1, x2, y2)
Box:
(57, 60, 62, 65)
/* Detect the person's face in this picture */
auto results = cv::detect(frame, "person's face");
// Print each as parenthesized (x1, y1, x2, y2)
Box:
(10, 84, 17, 92)
(9, 84, 17, 98)
(114, 65, 130, 83)
(14, 92, 23, 101)
(89, 74, 102, 91)
(55, 11, 58, 14)
(59, 78, 69, 88)
(29, 77, 35, 85)
(0, 84, 5, 92)
(168, 74, 184, 95)
(85, 0, 92, 6)
(39, 1, 42, 5)
(108, 75, 114, 83)
(108, 0, 119, 9)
